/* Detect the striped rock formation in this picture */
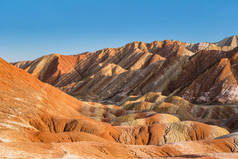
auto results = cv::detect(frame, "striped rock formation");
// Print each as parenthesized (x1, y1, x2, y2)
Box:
(12, 36, 238, 134)
(186, 35, 238, 52)
(1, 55, 238, 158)
(13, 36, 238, 106)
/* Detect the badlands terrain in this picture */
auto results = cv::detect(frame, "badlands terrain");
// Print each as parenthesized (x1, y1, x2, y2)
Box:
(0, 35, 238, 158)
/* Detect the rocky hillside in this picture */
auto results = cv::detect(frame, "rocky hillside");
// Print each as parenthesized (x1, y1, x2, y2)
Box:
(1, 52, 238, 158)
(216, 35, 238, 48)
(14, 35, 238, 105)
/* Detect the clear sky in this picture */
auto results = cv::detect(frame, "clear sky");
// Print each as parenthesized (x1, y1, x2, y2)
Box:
(0, 0, 238, 62)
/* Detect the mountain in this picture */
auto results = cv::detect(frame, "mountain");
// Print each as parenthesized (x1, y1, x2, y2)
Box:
(0, 50, 238, 157)
(215, 35, 238, 48)
(14, 36, 238, 105)
(186, 35, 238, 52)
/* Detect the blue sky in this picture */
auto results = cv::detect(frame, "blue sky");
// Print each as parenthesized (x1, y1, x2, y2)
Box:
(0, 0, 238, 62)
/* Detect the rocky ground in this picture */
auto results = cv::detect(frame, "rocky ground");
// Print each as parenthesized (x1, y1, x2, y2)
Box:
(0, 35, 237, 158)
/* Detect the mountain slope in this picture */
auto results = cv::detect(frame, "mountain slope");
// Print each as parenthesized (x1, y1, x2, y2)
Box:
(1, 53, 238, 158)
(13, 36, 238, 105)
(216, 35, 238, 48)
(0, 58, 228, 143)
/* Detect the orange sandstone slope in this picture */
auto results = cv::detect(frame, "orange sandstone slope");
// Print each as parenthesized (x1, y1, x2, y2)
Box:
(1, 54, 238, 158)
(0, 57, 229, 142)
(14, 36, 238, 105)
